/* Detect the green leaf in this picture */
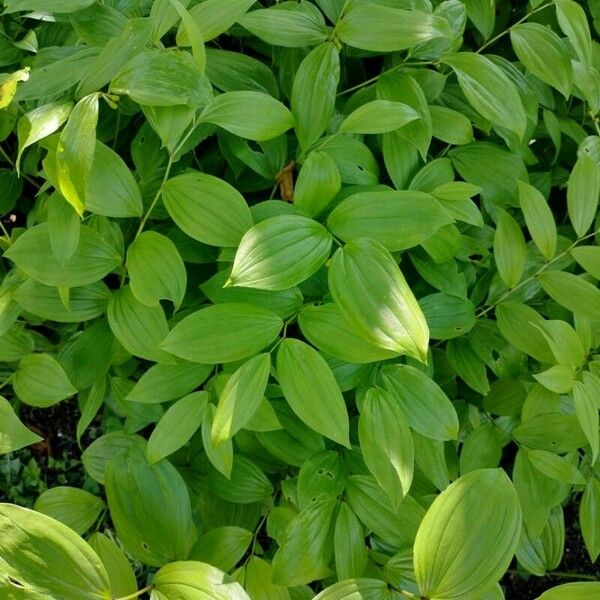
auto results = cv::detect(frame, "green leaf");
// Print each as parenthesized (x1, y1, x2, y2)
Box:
(510, 23, 572, 98)
(464, 0, 495, 39)
(105, 447, 196, 567)
(111, 49, 212, 107)
(339, 100, 420, 135)
(87, 532, 137, 600)
(238, 2, 329, 48)
(34, 487, 105, 535)
(314, 579, 395, 600)
(153, 561, 251, 599)
(513, 413, 587, 453)
(189, 527, 253, 572)
(571, 246, 600, 279)
(414, 469, 521, 600)
(0, 68, 29, 109)
(147, 392, 208, 463)
(127, 362, 212, 404)
(573, 373, 600, 464)
(536, 583, 600, 600)
(107, 286, 173, 363)
(567, 153, 600, 237)
(86, 141, 143, 218)
(161, 303, 283, 363)
(555, 0, 593, 70)
(327, 190, 453, 252)
(277, 338, 350, 447)
(207, 455, 272, 503)
(127, 231, 187, 309)
(538, 271, 600, 322)
(337, 4, 451, 52)
(13, 353, 76, 408)
(419, 293, 476, 340)
(3, 0, 94, 12)
(180, 0, 256, 43)
(202, 405, 233, 477)
(527, 450, 585, 485)
(380, 364, 459, 441)
(243, 556, 290, 600)
(328, 238, 429, 361)
(200, 91, 294, 141)
(291, 42, 340, 150)
(494, 209, 526, 289)
(447, 337, 490, 395)
(163, 172, 253, 247)
(581, 479, 600, 563)
(0, 503, 110, 599)
(294, 150, 341, 217)
(0, 395, 42, 454)
(271, 500, 337, 586)
(228, 215, 332, 291)
(47, 194, 80, 266)
(212, 353, 271, 445)
(334, 504, 368, 581)
(517, 181, 557, 260)
(4, 223, 120, 288)
(430, 105, 474, 146)
(359, 387, 414, 508)
(298, 303, 398, 364)
(16, 101, 72, 172)
(55, 93, 98, 216)
(442, 52, 527, 138)
(297, 451, 346, 510)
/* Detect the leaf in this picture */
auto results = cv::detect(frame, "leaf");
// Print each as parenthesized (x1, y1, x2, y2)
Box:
(538, 271, 600, 322)
(581, 479, 600, 563)
(414, 469, 521, 600)
(200, 91, 294, 141)
(16, 101, 72, 172)
(180, 0, 256, 43)
(212, 353, 271, 445)
(127, 231, 187, 309)
(464, 0, 495, 39)
(189, 527, 253, 572)
(555, 0, 593, 70)
(571, 246, 600, 279)
(87, 532, 137, 600)
(337, 4, 451, 52)
(298, 303, 398, 364)
(104, 447, 197, 567)
(4, 223, 120, 288)
(0, 68, 29, 109)
(3, 0, 94, 12)
(163, 171, 253, 247)
(0, 503, 110, 600)
(111, 49, 212, 107)
(238, 2, 329, 48)
(55, 93, 98, 216)
(152, 561, 251, 599)
(359, 387, 414, 508)
(207, 455, 272, 503)
(573, 373, 600, 463)
(430, 105, 474, 146)
(513, 413, 587, 453)
(294, 151, 341, 217)
(327, 190, 453, 252)
(527, 450, 585, 485)
(419, 293, 476, 340)
(147, 392, 208, 464)
(202, 405, 233, 477)
(0, 395, 42, 454)
(161, 303, 283, 363)
(228, 215, 332, 290)
(380, 364, 459, 441)
(328, 238, 429, 361)
(494, 208, 526, 289)
(13, 353, 76, 408)
(291, 42, 340, 150)
(443, 53, 527, 138)
(334, 504, 368, 580)
(243, 556, 290, 600)
(86, 141, 143, 218)
(277, 338, 350, 447)
(535, 583, 600, 600)
(271, 501, 337, 586)
(567, 153, 600, 237)
(517, 181, 557, 260)
(47, 194, 80, 266)
(314, 579, 394, 600)
(107, 287, 173, 363)
(339, 100, 420, 135)
(510, 23, 572, 98)
(34, 487, 105, 535)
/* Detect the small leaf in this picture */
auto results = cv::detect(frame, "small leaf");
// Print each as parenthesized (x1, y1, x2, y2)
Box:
(571, 246, 600, 279)
(518, 181, 557, 260)
(339, 100, 420, 135)
(0, 395, 42, 454)
(567, 153, 600, 237)
(527, 450, 585, 485)
(494, 208, 526, 289)
(555, 0, 593, 70)
(538, 271, 600, 322)
(294, 151, 341, 217)
(47, 194, 80, 266)
(536, 582, 600, 599)
(580, 479, 600, 563)
(573, 373, 600, 463)
(189, 527, 253, 572)
(334, 504, 368, 580)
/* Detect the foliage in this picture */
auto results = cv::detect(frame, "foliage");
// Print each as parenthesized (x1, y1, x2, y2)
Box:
(1, 0, 600, 598)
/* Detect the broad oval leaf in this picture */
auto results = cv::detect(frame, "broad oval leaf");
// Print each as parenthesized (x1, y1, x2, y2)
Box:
(277, 338, 350, 447)
(339, 100, 421, 135)
(414, 469, 521, 599)
(314, 579, 397, 600)
(0, 503, 111, 600)
(328, 238, 429, 362)
(538, 271, 600, 322)
(161, 303, 283, 363)
(228, 215, 332, 291)
(536, 582, 600, 600)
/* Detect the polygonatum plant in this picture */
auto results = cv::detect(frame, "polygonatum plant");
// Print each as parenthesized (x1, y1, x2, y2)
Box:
(1, 0, 600, 599)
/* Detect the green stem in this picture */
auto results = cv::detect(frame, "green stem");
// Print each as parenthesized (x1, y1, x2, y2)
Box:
(0, 219, 11, 243)
(476, 229, 600, 318)
(547, 571, 598, 581)
(0, 374, 15, 392)
(0, 144, 41, 188)
(114, 584, 154, 600)
(476, 2, 553, 54)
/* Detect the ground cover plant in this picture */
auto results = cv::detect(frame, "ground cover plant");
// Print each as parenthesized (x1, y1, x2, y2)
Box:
(1, 0, 600, 598)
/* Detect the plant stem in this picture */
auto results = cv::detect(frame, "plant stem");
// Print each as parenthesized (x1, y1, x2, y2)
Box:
(476, 229, 600, 318)
(0, 144, 41, 188)
(0, 219, 11, 242)
(476, 2, 553, 54)
(0, 374, 15, 392)
(509, 569, 598, 581)
(114, 584, 154, 600)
